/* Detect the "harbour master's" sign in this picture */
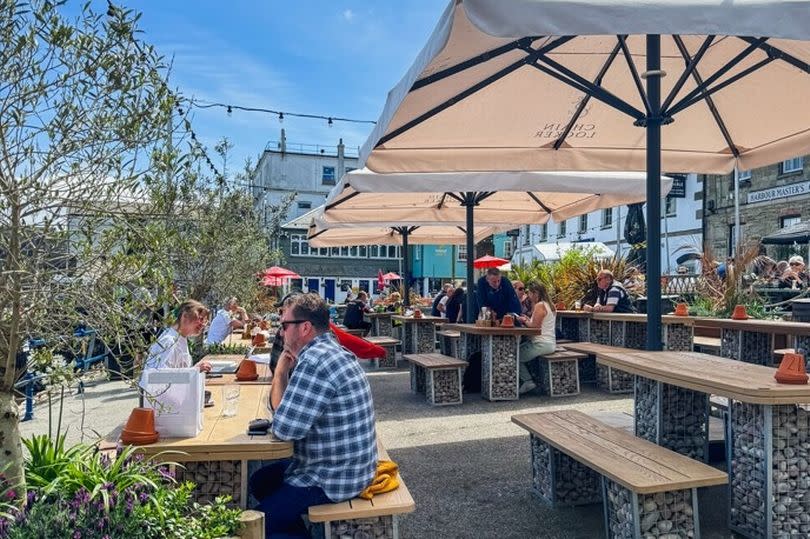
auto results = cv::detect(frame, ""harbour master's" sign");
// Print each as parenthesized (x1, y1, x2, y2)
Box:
(747, 181, 810, 204)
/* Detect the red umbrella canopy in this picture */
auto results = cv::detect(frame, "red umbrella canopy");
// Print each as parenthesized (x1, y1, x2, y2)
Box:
(377, 269, 385, 290)
(382, 272, 401, 281)
(262, 266, 301, 279)
(473, 255, 509, 269)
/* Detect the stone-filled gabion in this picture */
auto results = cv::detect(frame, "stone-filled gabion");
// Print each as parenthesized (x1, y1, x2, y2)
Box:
(373, 316, 394, 338)
(729, 401, 767, 538)
(175, 460, 241, 506)
(427, 368, 462, 405)
(635, 376, 659, 443)
(558, 317, 580, 341)
(604, 479, 696, 539)
(530, 435, 601, 506)
(377, 345, 397, 369)
(590, 319, 611, 345)
(597, 364, 634, 393)
(660, 384, 709, 462)
(578, 355, 597, 385)
(770, 404, 810, 538)
(459, 333, 481, 361)
(401, 324, 414, 354)
(664, 323, 693, 352)
(540, 359, 580, 397)
(320, 515, 396, 539)
(409, 364, 426, 394)
(795, 336, 810, 358)
(413, 322, 437, 354)
(625, 322, 647, 350)
(578, 318, 590, 342)
(722, 329, 772, 365)
(482, 335, 518, 401)
(610, 321, 626, 347)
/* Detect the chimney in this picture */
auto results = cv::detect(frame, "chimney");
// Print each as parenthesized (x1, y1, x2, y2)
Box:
(280, 128, 287, 155)
(337, 137, 345, 180)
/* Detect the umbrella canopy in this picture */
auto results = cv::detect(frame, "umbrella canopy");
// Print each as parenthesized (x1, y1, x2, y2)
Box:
(307, 220, 506, 246)
(382, 272, 402, 281)
(761, 222, 810, 245)
(262, 266, 300, 279)
(473, 255, 509, 269)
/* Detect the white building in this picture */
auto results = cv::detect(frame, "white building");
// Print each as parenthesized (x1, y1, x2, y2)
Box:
(511, 173, 704, 273)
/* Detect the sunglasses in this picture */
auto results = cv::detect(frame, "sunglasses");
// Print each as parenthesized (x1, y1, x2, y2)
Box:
(280, 319, 308, 330)
(791, 262, 802, 266)
(516, 287, 525, 291)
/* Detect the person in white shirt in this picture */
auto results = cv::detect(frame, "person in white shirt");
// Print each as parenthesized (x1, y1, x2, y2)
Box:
(204, 297, 247, 345)
(139, 300, 212, 390)
(516, 282, 557, 395)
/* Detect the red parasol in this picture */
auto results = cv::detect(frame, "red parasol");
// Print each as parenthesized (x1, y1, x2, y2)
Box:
(382, 272, 401, 281)
(473, 255, 510, 269)
(377, 269, 385, 291)
(262, 266, 301, 280)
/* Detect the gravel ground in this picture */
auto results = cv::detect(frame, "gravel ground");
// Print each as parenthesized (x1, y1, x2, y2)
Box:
(19, 363, 738, 538)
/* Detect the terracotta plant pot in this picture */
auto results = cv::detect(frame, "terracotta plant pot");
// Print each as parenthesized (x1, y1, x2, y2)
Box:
(259, 321, 269, 331)
(501, 314, 515, 328)
(730, 304, 749, 320)
(555, 302, 566, 311)
(236, 360, 259, 382)
(775, 352, 809, 385)
(412, 309, 423, 319)
(674, 303, 689, 316)
(252, 333, 266, 346)
(121, 407, 159, 445)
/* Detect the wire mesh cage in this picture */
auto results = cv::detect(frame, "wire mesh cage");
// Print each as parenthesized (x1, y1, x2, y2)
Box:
(663, 323, 693, 352)
(427, 368, 462, 405)
(660, 384, 709, 462)
(541, 359, 580, 397)
(414, 322, 436, 353)
(374, 316, 394, 338)
(578, 318, 590, 342)
(590, 319, 611, 345)
(317, 515, 397, 539)
(634, 376, 659, 443)
(175, 460, 242, 506)
(729, 400, 768, 537)
(459, 333, 481, 362)
(625, 322, 647, 350)
(377, 345, 397, 369)
(409, 364, 426, 394)
(482, 336, 519, 401)
(401, 324, 414, 354)
(597, 365, 634, 393)
(578, 354, 597, 385)
(721, 329, 772, 365)
(530, 435, 601, 506)
(770, 403, 810, 537)
(603, 478, 697, 539)
(610, 321, 626, 347)
(558, 316, 580, 341)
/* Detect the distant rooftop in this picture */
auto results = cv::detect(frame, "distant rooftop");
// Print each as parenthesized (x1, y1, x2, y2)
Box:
(264, 140, 360, 158)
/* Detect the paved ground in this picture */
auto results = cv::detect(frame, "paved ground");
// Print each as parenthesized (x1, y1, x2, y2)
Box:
(19, 365, 738, 538)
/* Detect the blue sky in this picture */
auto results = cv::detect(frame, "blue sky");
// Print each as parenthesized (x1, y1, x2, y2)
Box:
(117, 1, 447, 177)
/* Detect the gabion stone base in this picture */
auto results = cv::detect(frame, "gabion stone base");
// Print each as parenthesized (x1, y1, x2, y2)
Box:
(439, 334, 460, 357)
(625, 322, 647, 350)
(722, 329, 772, 365)
(482, 335, 519, 401)
(578, 355, 597, 385)
(427, 368, 463, 406)
(795, 335, 810, 357)
(664, 323, 693, 352)
(175, 460, 241, 506)
(413, 321, 437, 354)
(578, 318, 590, 342)
(610, 321, 626, 347)
(541, 359, 580, 397)
(409, 363, 426, 394)
(459, 333, 481, 361)
(590, 319, 611, 345)
(729, 401, 767, 537)
(401, 324, 414, 354)
(530, 435, 601, 506)
(377, 345, 397, 369)
(604, 478, 698, 539)
(597, 365, 634, 394)
(635, 376, 659, 443)
(316, 515, 398, 539)
(372, 317, 394, 338)
(558, 317, 580, 341)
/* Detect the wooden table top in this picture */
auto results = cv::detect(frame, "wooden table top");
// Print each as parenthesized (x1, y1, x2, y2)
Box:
(598, 350, 810, 404)
(392, 315, 445, 323)
(364, 312, 395, 318)
(203, 359, 273, 386)
(122, 384, 292, 461)
(441, 323, 543, 336)
(591, 313, 696, 325)
(556, 310, 591, 318)
(694, 317, 810, 335)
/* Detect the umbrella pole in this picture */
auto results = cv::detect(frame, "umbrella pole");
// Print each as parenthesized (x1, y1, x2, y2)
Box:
(402, 228, 411, 307)
(646, 34, 663, 351)
(464, 193, 476, 323)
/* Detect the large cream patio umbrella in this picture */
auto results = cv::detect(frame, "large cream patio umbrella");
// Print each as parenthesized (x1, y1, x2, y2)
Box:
(358, 0, 810, 348)
(319, 169, 672, 320)
(307, 217, 510, 306)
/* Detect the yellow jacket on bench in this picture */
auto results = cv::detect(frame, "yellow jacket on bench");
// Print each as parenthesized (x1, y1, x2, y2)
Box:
(359, 460, 399, 500)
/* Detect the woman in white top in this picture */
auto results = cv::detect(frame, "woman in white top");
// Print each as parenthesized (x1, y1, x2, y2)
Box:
(139, 300, 212, 389)
(516, 282, 557, 394)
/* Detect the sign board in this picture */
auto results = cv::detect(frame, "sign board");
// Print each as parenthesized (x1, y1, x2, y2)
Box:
(506, 229, 521, 237)
(667, 175, 687, 198)
(748, 181, 810, 205)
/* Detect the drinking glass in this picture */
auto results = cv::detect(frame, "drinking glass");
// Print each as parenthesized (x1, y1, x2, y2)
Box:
(222, 384, 240, 417)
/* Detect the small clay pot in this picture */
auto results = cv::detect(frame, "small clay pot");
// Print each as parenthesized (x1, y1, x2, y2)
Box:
(730, 304, 749, 320)
(775, 352, 809, 384)
(121, 407, 159, 445)
(252, 333, 266, 346)
(555, 302, 566, 311)
(236, 360, 259, 382)
(674, 303, 689, 316)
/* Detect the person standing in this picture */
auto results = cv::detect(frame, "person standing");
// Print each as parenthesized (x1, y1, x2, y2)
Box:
(444, 287, 466, 323)
(475, 268, 521, 320)
(583, 270, 635, 313)
(516, 283, 557, 394)
(251, 294, 377, 538)
(204, 297, 248, 345)
(431, 283, 453, 317)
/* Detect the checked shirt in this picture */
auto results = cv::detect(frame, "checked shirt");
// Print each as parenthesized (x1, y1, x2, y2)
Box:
(272, 332, 377, 502)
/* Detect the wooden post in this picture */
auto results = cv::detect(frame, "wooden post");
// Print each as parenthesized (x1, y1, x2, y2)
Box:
(239, 510, 265, 539)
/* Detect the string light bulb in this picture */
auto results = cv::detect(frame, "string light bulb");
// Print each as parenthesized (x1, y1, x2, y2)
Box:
(327, 117, 333, 128)
(278, 112, 284, 123)
(227, 105, 232, 116)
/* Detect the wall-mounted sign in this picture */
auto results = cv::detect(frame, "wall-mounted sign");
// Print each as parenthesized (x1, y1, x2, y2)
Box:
(506, 229, 520, 237)
(667, 175, 687, 198)
(747, 181, 810, 204)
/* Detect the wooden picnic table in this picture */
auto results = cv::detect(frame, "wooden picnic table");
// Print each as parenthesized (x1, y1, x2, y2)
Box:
(442, 323, 542, 401)
(556, 311, 695, 351)
(694, 316, 806, 365)
(392, 315, 443, 355)
(596, 349, 810, 538)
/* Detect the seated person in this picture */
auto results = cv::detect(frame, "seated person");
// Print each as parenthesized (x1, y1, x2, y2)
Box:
(343, 291, 372, 331)
(583, 270, 635, 313)
(517, 283, 557, 394)
(204, 297, 248, 345)
(444, 287, 466, 323)
(780, 255, 809, 289)
(251, 294, 377, 538)
(475, 268, 521, 320)
(512, 280, 531, 316)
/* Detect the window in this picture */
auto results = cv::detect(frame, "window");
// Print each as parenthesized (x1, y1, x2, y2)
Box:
(358, 245, 368, 257)
(539, 224, 548, 242)
(737, 169, 752, 181)
(415, 246, 420, 260)
(601, 208, 613, 228)
(319, 247, 328, 256)
(370, 245, 379, 258)
(290, 234, 310, 256)
(504, 240, 513, 258)
(578, 215, 588, 234)
(522, 225, 531, 246)
(359, 280, 370, 292)
(349, 246, 358, 257)
(781, 157, 804, 174)
(322, 166, 336, 184)
(340, 246, 349, 257)
(558, 220, 567, 238)
(781, 215, 801, 228)
(665, 196, 677, 217)
(457, 245, 467, 262)
(297, 201, 311, 210)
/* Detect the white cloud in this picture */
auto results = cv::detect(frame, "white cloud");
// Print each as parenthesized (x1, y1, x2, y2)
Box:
(342, 9, 355, 22)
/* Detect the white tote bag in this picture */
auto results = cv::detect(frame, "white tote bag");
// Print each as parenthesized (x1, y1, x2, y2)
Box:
(142, 367, 203, 438)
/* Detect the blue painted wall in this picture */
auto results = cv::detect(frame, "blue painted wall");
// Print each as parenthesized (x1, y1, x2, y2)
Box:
(410, 244, 468, 281)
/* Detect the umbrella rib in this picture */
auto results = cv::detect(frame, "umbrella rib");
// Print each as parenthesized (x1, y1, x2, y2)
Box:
(445, 192, 465, 204)
(554, 39, 623, 150)
(377, 36, 575, 147)
(617, 35, 652, 115)
(738, 37, 810, 74)
(661, 35, 715, 113)
(476, 192, 496, 203)
(411, 37, 539, 91)
(526, 192, 552, 213)
(325, 190, 360, 211)
(437, 192, 449, 209)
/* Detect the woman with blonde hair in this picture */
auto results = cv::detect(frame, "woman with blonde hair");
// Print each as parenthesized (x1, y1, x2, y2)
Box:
(516, 282, 557, 394)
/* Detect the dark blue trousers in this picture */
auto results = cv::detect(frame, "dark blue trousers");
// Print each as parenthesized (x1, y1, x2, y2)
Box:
(249, 459, 331, 539)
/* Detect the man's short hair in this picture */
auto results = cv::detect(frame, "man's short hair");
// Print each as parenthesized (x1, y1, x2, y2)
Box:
(597, 269, 614, 280)
(357, 291, 368, 300)
(790, 255, 805, 266)
(443, 283, 454, 291)
(486, 268, 501, 277)
(225, 297, 238, 309)
(284, 293, 330, 332)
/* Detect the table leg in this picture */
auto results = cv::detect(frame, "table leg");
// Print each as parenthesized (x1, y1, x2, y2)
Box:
(481, 335, 519, 401)
(589, 319, 610, 345)
(401, 324, 414, 355)
(530, 435, 601, 506)
(413, 321, 436, 353)
(603, 478, 698, 539)
(721, 329, 772, 365)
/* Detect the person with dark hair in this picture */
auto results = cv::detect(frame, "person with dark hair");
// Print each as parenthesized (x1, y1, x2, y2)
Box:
(444, 287, 466, 323)
(251, 293, 377, 538)
(475, 268, 521, 319)
(343, 291, 372, 332)
(431, 283, 454, 317)
(516, 282, 557, 394)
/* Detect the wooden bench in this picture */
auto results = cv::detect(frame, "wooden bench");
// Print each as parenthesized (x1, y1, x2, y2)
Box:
(693, 335, 721, 355)
(436, 329, 461, 357)
(308, 442, 415, 539)
(512, 410, 727, 538)
(403, 353, 466, 405)
(365, 336, 400, 369)
(562, 342, 635, 393)
(536, 350, 587, 397)
(773, 347, 796, 365)
(343, 328, 368, 337)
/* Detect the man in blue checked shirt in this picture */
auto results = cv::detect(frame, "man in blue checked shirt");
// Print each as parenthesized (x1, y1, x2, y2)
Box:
(249, 293, 377, 538)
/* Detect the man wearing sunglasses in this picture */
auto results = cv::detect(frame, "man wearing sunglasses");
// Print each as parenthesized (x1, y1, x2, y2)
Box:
(250, 293, 376, 538)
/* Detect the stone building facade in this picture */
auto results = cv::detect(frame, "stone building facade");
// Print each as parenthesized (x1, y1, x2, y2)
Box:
(702, 156, 808, 259)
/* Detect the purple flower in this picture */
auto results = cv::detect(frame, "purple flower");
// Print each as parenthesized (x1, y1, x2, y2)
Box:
(4, 490, 15, 501)
(73, 531, 82, 539)
(138, 492, 148, 503)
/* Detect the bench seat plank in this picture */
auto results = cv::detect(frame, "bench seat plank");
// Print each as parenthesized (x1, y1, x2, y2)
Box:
(559, 342, 629, 356)
(365, 336, 400, 346)
(542, 350, 587, 361)
(403, 353, 466, 369)
(512, 410, 727, 494)
(436, 330, 461, 338)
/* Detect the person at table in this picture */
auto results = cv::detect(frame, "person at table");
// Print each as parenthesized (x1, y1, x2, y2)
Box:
(583, 270, 635, 313)
(431, 283, 453, 317)
(252, 293, 376, 538)
(204, 296, 248, 345)
(475, 268, 521, 320)
(445, 287, 466, 323)
(139, 300, 212, 390)
(517, 282, 557, 394)
(512, 280, 531, 315)
(343, 291, 372, 332)
(779, 255, 809, 289)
